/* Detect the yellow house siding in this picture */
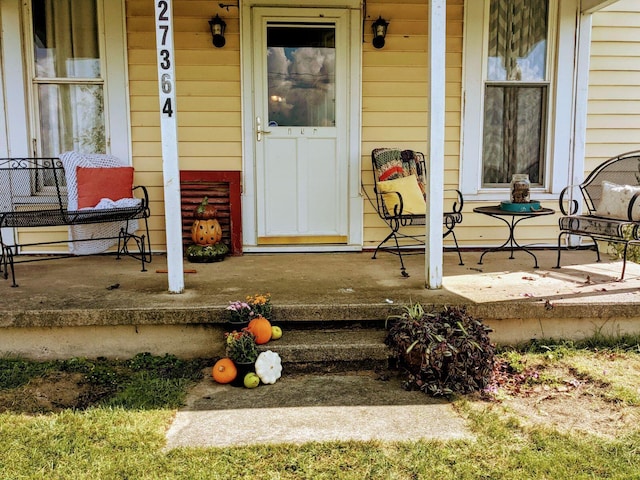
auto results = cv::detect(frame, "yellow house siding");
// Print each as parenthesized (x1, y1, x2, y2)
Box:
(17, 228, 69, 254)
(362, 0, 463, 249)
(586, 0, 640, 174)
(126, 0, 242, 251)
(128, 0, 466, 253)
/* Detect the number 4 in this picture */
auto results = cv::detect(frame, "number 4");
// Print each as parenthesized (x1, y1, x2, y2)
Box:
(162, 98, 173, 117)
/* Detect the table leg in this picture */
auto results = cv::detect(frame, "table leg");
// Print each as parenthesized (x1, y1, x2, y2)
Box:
(478, 214, 540, 268)
(478, 215, 513, 264)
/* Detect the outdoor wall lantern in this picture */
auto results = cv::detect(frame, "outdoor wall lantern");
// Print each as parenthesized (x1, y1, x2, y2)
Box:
(371, 16, 389, 49)
(209, 14, 227, 48)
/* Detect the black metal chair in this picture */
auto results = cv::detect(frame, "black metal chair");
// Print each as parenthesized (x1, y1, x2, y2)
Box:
(369, 148, 464, 277)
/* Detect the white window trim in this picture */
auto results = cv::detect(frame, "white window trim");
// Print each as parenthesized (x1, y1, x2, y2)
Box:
(460, 0, 578, 201)
(0, 0, 130, 161)
(102, 1, 131, 162)
(1, 0, 31, 158)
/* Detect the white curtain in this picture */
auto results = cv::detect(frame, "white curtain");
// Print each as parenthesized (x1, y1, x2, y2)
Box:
(34, 0, 104, 157)
(482, 0, 548, 185)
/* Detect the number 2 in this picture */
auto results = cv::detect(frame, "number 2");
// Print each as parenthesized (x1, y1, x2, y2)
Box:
(157, 1, 168, 21)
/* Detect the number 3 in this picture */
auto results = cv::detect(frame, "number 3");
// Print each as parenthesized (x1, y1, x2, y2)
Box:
(160, 49, 170, 69)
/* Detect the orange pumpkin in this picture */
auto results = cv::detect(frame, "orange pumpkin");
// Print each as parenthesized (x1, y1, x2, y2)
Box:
(191, 218, 223, 245)
(212, 357, 237, 384)
(247, 316, 272, 344)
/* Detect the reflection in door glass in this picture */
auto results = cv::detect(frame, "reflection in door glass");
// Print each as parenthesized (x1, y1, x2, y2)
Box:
(267, 25, 335, 127)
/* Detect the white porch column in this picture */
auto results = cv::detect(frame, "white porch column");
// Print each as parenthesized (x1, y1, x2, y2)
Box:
(566, 9, 593, 247)
(425, 0, 446, 289)
(154, 0, 185, 293)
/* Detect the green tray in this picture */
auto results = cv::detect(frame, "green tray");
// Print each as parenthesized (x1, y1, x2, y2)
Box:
(500, 200, 541, 212)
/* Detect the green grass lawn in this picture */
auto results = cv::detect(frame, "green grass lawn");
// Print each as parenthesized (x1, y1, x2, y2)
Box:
(1, 344, 639, 479)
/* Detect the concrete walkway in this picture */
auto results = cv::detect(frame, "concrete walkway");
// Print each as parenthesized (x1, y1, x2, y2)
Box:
(165, 370, 472, 448)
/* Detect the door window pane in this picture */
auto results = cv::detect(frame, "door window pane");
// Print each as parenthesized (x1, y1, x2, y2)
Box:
(267, 25, 335, 127)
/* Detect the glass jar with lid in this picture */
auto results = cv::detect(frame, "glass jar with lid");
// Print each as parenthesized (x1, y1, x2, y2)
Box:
(510, 174, 530, 203)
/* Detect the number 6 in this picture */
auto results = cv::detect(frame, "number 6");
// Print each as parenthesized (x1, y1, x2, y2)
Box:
(161, 73, 172, 94)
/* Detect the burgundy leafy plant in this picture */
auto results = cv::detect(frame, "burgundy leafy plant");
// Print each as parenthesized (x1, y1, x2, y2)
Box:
(385, 304, 495, 396)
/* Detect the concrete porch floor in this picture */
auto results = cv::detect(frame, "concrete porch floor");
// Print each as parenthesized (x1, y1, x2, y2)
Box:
(1, 246, 640, 359)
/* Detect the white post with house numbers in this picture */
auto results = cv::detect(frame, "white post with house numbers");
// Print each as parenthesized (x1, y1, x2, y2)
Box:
(154, 0, 184, 293)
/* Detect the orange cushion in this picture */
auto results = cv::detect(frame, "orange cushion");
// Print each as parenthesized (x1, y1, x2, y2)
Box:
(76, 166, 134, 209)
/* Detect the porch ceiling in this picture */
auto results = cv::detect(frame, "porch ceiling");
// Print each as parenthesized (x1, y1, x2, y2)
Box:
(581, 0, 620, 14)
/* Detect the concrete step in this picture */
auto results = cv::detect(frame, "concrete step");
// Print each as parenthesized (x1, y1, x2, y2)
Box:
(255, 326, 391, 373)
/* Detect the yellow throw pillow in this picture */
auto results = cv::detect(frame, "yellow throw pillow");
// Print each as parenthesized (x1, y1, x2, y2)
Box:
(377, 175, 426, 215)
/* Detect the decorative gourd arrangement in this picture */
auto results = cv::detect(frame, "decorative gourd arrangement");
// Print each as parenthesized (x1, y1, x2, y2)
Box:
(186, 196, 229, 262)
(212, 293, 284, 388)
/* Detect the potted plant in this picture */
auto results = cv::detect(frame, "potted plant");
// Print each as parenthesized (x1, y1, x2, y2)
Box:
(225, 301, 255, 328)
(246, 292, 273, 321)
(225, 329, 259, 386)
(385, 303, 495, 396)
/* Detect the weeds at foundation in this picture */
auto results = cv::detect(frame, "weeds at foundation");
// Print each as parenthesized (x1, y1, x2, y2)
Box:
(0, 353, 208, 413)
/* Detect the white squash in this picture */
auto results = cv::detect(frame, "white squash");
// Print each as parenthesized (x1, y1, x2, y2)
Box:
(254, 350, 282, 384)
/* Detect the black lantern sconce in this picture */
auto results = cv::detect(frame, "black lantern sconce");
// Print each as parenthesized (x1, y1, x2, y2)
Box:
(209, 14, 226, 48)
(371, 16, 389, 49)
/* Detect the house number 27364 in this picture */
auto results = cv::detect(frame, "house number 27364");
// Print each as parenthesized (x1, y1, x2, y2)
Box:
(156, 0, 174, 118)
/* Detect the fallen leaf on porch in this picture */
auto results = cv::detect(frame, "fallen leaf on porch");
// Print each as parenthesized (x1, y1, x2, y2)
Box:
(106, 283, 120, 290)
(522, 276, 536, 281)
(584, 275, 594, 285)
(522, 293, 534, 297)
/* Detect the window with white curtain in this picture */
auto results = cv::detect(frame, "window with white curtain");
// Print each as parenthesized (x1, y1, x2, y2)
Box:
(460, 0, 579, 201)
(482, 0, 549, 187)
(32, 0, 105, 158)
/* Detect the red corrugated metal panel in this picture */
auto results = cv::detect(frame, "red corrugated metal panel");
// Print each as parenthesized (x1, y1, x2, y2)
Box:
(180, 171, 242, 255)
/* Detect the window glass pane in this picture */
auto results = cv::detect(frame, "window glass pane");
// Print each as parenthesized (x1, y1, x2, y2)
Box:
(32, 0, 100, 78)
(482, 86, 545, 185)
(267, 25, 335, 127)
(486, 0, 548, 81)
(38, 84, 105, 157)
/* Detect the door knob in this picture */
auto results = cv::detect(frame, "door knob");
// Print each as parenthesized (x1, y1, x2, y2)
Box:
(256, 116, 271, 142)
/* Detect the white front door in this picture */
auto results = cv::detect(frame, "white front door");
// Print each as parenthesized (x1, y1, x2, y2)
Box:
(250, 7, 351, 247)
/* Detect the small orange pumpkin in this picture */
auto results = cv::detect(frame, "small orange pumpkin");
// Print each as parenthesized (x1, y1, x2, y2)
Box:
(191, 218, 223, 245)
(212, 357, 237, 384)
(194, 196, 218, 220)
(247, 316, 272, 344)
